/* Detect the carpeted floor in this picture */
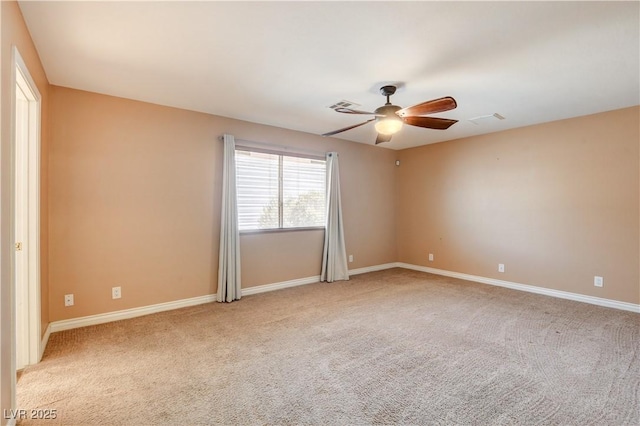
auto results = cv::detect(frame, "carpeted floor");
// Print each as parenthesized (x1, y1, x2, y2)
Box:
(16, 268, 640, 425)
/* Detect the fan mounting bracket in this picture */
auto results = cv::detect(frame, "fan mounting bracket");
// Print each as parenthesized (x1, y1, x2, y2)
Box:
(379, 85, 397, 97)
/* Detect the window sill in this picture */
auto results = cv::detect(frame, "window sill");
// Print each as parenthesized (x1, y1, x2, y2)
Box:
(239, 226, 325, 235)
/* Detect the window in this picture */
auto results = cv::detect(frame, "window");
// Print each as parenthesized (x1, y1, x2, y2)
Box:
(235, 149, 326, 231)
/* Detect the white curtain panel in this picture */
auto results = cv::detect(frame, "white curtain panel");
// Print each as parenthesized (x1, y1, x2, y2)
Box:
(217, 134, 242, 302)
(321, 152, 349, 282)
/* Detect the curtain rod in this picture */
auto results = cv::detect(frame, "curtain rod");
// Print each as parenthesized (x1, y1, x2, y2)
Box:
(219, 135, 327, 158)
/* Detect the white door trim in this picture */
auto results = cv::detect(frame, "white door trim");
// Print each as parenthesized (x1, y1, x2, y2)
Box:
(12, 46, 42, 370)
(14, 72, 29, 370)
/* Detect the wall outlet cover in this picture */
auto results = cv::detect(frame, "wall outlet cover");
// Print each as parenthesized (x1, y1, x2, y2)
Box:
(112, 286, 122, 299)
(64, 294, 74, 307)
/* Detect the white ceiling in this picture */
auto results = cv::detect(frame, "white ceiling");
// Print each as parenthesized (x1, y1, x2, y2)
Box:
(19, 1, 640, 150)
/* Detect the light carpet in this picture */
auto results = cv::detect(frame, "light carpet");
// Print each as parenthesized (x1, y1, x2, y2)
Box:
(16, 268, 640, 425)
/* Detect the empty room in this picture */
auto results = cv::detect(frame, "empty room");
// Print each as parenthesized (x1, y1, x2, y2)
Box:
(1, 1, 638, 425)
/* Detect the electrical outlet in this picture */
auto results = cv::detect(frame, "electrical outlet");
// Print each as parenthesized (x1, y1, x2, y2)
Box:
(594, 276, 603, 287)
(348, 255, 353, 263)
(428, 253, 434, 262)
(112, 286, 122, 299)
(64, 294, 74, 307)
(498, 264, 505, 273)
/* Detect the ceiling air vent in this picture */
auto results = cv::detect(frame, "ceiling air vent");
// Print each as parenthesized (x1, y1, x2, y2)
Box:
(328, 100, 361, 110)
(468, 113, 506, 125)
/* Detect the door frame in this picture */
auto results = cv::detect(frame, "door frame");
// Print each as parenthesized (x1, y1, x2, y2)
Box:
(11, 46, 42, 372)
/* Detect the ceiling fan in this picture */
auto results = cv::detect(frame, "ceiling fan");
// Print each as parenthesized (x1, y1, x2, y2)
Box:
(322, 85, 458, 144)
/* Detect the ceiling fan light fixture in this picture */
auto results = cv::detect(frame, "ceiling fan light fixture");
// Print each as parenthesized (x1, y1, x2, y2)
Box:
(374, 115, 403, 135)
(322, 84, 458, 143)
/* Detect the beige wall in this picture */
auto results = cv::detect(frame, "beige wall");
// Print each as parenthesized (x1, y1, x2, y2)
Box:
(397, 106, 640, 304)
(1, 0, 50, 422)
(45, 86, 640, 325)
(48, 86, 398, 321)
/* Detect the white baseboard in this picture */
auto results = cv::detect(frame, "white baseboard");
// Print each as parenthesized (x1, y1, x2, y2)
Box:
(241, 275, 321, 296)
(39, 323, 51, 361)
(241, 262, 399, 295)
(47, 261, 636, 336)
(49, 294, 217, 333)
(397, 262, 640, 313)
(349, 262, 398, 276)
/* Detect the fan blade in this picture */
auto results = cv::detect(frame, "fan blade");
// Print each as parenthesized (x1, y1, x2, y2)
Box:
(322, 118, 375, 137)
(375, 133, 393, 144)
(396, 96, 457, 117)
(335, 107, 383, 116)
(402, 116, 458, 130)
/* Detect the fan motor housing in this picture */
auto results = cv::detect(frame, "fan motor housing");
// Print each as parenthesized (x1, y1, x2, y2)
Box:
(375, 104, 402, 117)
